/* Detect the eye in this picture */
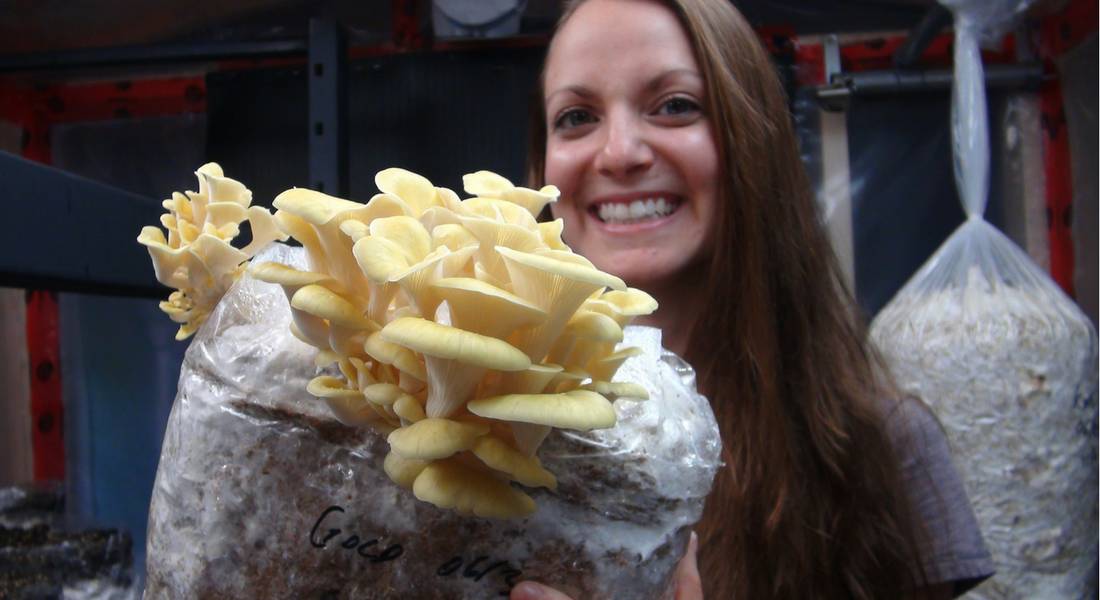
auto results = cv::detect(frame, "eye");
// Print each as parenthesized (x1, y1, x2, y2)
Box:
(655, 96, 701, 118)
(553, 108, 598, 131)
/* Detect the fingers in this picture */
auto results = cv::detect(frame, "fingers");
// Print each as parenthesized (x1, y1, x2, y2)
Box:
(674, 531, 704, 600)
(510, 581, 576, 600)
(510, 533, 703, 600)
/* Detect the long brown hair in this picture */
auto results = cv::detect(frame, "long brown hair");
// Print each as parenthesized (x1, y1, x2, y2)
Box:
(528, 1, 925, 598)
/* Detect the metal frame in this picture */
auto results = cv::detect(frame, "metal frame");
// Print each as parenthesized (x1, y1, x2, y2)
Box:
(308, 19, 349, 197)
(0, 40, 306, 73)
(0, 151, 163, 296)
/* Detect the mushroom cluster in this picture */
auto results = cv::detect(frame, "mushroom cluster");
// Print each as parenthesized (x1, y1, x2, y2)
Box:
(252, 168, 657, 518)
(138, 163, 288, 340)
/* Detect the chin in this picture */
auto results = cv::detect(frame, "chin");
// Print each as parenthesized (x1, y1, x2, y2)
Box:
(592, 254, 696, 291)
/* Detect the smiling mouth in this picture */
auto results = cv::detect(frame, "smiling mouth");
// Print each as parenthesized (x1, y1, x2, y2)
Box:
(589, 197, 683, 225)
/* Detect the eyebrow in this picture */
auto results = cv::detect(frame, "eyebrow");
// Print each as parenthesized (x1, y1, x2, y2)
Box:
(545, 68, 703, 105)
(644, 68, 703, 93)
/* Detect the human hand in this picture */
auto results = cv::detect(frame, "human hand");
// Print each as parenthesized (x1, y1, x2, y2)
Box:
(510, 531, 703, 600)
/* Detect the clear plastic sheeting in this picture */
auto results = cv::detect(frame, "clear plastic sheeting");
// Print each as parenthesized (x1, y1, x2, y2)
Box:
(937, 0, 1035, 47)
(872, 2, 1098, 597)
(144, 243, 721, 599)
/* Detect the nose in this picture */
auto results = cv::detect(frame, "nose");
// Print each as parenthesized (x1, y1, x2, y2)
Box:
(594, 108, 653, 179)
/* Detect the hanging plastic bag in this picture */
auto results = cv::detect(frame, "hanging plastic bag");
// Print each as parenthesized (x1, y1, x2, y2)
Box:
(870, 4, 1098, 598)
(144, 242, 721, 599)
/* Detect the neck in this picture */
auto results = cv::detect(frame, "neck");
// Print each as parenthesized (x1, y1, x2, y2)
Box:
(630, 265, 707, 359)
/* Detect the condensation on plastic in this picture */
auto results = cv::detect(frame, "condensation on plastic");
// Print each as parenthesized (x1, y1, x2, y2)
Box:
(144, 243, 722, 600)
(871, 3, 1099, 597)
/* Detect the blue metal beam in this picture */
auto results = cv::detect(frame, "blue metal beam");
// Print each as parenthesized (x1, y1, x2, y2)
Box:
(0, 151, 163, 296)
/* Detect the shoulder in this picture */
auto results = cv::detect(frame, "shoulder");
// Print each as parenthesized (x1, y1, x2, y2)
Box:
(878, 397, 996, 597)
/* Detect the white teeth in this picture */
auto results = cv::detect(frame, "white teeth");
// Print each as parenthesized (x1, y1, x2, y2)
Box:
(596, 197, 678, 224)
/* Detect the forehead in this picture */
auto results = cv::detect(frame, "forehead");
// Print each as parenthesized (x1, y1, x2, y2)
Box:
(544, 0, 699, 91)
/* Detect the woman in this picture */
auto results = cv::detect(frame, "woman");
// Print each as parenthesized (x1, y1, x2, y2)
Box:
(513, 0, 994, 598)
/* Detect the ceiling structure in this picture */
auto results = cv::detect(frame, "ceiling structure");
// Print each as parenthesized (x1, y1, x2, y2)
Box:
(0, 0, 944, 57)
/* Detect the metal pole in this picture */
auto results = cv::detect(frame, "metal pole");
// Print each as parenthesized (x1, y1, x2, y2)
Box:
(308, 19, 348, 197)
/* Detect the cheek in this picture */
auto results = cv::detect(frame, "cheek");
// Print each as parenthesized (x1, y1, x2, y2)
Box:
(544, 144, 578, 193)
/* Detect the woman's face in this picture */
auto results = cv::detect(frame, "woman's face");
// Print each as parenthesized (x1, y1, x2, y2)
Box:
(543, 0, 719, 290)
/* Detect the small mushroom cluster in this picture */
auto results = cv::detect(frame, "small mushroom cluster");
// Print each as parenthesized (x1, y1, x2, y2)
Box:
(138, 163, 288, 340)
(252, 168, 657, 518)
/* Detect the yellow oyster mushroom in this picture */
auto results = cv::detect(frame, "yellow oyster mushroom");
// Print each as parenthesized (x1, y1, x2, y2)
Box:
(587, 346, 644, 382)
(306, 375, 384, 427)
(362, 382, 405, 407)
(482, 363, 565, 457)
(375, 168, 444, 216)
(579, 381, 649, 402)
(468, 389, 617, 432)
(431, 224, 478, 251)
(471, 436, 556, 489)
(249, 263, 340, 337)
(457, 214, 543, 283)
(462, 170, 514, 197)
(384, 452, 429, 489)
(599, 288, 659, 324)
(462, 170, 559, 218)
(537, 219, 569, 251)
(412, 458, 536, 519)
(432, 277, 546, 340)
(272, 188, 376, 298)
(353, 236, 409, 322)
(548, 309, 623, 367)
(364, 332, 428, 384)
(369, 216, 432, 265)
(387, 418, 490, 460)
(381, 317, 530, 418)
(290, 284, 375, 331)
(393, 394, 427, 424)
(495, 246, 625, 363)
(142, 164, 286, 308)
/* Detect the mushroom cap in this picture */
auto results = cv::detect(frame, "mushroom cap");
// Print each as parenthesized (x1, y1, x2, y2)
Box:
(580, 381, 650, 401)
(384, 452, 429, 489)
(467, 389, 616, 431)
(272, 187, 371, 226)
(387, 418, 490, 460)
(353, 236, 411, 283)
(290, 284, 374, 330)
(500, 185, 559, 218)
(564, 310, 623, 343)
(375, 167, 442, 215)
(363, 382, 405, 406)
(380, 318, 530, 371)
(250, 262, 334, 289)
(369, 215, 431, 264)
(433, 277, 546, 332)
(600, 288, 659, 316)
(470, 436, 557, 489)
(462, 170, 513, 197)
(307, 376, 382, 426)
(496, 246, 625, 292)
(412, 459, 536, 519)
(431, 224, 478, 250)
(364, 332, 428, 381)
(537, 219, 568, 250)
(393, 394, 427, 423)
(588, 346, 644, 381)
